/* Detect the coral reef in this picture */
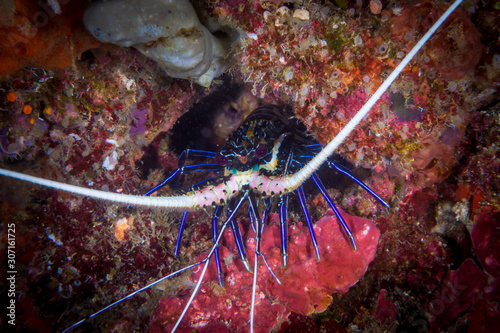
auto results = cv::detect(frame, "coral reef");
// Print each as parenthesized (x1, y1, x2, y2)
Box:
(0, 0, 499, 332)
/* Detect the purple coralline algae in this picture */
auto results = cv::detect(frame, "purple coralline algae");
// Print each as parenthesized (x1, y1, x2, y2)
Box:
(129, 105, 149, 136)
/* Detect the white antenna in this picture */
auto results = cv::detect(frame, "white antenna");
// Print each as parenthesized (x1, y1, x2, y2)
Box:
(0, 168, 196, 209)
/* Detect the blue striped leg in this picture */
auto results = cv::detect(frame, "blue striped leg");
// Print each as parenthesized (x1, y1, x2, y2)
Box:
(278, 194, 289, 267)
(248, 196, 281, 283)
(297, 186, 320, 261)
(228, 197, 252, 273)
(329, 162, 390, 209)
(174, 211, 189, 256)
(143, 149, 220, 196)
(143, 163, 222, 196)
(312, 173, 357, 251)
(143, 149, 222, 258)
(212, 206, 224, 287)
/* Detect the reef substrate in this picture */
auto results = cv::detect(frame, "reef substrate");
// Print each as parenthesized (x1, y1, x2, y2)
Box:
(0, 0, 499, 332)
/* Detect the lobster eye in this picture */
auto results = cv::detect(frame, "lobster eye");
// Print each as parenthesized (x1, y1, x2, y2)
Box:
(254, 144, 268, 158)
(215, 153, 229, 166)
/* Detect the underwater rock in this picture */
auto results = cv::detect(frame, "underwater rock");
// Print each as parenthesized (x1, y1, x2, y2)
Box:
(425, 7, 483, 79)
(84, 0, 232, 87)
(277, 313, 349, 333)
(389, 0, 483, 79)
(472, 207, 500, 278)
(429, 259, 489, 331)
(375, 289, 397, 324)
(409, 124, 466, 186)
(389, 92, 423, 122)
(148, 209, 379, 332)
(374, 289, 397, 325)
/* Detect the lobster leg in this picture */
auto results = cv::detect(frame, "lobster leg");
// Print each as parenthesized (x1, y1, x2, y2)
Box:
(144, 148, 220, 196)
(174, 211, 190, 256)
(177, 148, 217, 165)
(228, 197, 252, 273)
(297, 186, 321, 261)
(174, 149, 218, 187)
(248, 196, 281, 283)
(278, 194, 289, 267)
(330, 162, 390, 209)
(252, 197, 269, 255)
(302, 143, 322, 151)
(212, 205, 224, 287)
(312, 173, 357, 251)
(248, 205, 257, 233)
(143, 150, 222, 258)
(143, 168, 181, 196)
(143, 163, 221, 196)
(247, 193, 261, 333)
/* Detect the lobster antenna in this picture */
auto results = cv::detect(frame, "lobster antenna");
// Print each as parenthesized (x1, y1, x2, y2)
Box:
(250, 241, 259, 333)
(0, 169, 196, 209)
(287, 0, 464, 190)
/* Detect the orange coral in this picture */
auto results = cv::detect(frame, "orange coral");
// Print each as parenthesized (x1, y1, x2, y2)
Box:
(0, 0, 100, 77)
(370, 0, 383, 15)
(22, 104, 32, 114)
(6, 91, 17, 102)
